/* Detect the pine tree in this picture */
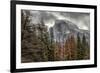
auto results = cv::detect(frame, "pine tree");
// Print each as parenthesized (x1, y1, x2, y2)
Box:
(76, 33, 89, 60)
(49, 27, 55, 61)
(64, 34, 77, 60)
(70, 35, 77, 60)
(21, 10, 34, 63)
(82, 34, 90, 59)
(76, 33, 84, 60)
(21, 10, 50, 62)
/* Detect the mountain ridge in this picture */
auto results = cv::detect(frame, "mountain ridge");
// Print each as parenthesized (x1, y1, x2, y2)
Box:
(49, 19, 90, 43)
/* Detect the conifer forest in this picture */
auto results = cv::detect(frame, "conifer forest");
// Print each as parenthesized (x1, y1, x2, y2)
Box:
(21, 10, 90, 63)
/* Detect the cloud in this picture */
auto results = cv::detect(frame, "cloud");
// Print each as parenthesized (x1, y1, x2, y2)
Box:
(23, 10, 90, 30)
(51, 12, 90, 30)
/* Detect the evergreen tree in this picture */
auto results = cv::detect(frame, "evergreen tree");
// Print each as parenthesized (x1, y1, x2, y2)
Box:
(82, 34, 90, 59)
(49, 27, 55, 61)
(21, 10, 50, 62)
(76, 33, 84, 60)
(77, 33, 89, 60)
(64, 34, 77, 60)
(21, 10, 34, 63)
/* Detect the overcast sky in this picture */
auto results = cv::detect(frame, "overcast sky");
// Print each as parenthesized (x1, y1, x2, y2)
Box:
(23, 10, 90, 30)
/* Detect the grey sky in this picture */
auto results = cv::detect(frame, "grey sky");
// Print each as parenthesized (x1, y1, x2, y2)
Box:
(23, 10, 90, 30)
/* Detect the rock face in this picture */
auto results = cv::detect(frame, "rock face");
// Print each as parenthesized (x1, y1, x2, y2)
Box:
(49, 20, 90, 43)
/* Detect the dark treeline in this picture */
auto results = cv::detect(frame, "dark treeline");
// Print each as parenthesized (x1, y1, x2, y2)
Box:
(21, 10, 90, 63)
